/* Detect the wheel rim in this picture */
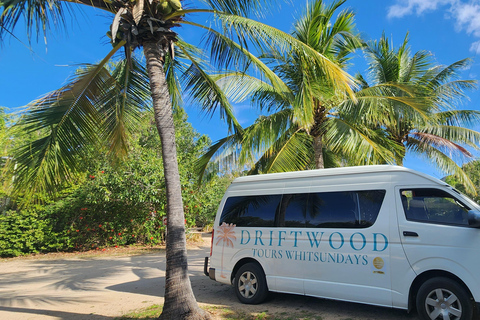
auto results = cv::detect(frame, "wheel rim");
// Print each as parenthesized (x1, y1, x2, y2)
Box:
(238, 271, 258, 299)
(424, 288, 462, 320)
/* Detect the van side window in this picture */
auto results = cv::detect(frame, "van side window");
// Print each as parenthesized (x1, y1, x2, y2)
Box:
(220, 194, 281, 227)
(276, 193, 309, 228)
(400, 188, 470, 226)
(306, 190, 385, 228)
(357, 190, 387, 226)
(219, 190, 386, 228)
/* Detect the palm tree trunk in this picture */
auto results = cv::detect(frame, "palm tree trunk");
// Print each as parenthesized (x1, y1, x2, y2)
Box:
(313, 135, 324, 169)
(143, 41, 210, 320)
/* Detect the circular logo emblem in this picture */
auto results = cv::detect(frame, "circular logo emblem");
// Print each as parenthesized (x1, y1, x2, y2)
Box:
(373, 257, 384, 269)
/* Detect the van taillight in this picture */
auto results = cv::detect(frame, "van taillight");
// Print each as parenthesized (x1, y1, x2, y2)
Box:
(210, 229, 214, 257)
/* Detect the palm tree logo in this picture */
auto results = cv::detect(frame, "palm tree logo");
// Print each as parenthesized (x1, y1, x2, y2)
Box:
(216, 222, 236, 278)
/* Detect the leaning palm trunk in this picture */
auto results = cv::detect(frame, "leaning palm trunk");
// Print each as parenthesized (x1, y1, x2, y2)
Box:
(144, 41, 210, 320)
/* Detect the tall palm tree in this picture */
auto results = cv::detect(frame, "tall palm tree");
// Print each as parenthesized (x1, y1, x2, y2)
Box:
(1, 0, 357, 318)
(346, 33, 480, 192)
(197, 0, 407, 179)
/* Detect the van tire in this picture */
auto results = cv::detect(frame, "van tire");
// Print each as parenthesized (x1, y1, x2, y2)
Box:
(234, 262, 268, 304)
(416, 277, 474, 320)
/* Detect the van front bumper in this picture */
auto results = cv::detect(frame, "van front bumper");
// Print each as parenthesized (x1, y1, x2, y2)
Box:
(204, 257, 215, 280)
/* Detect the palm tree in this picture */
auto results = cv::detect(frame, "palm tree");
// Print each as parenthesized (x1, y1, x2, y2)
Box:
(197, 0, 405, 178)
(347, 33, 480, 192)
(0, 0, 357, 318)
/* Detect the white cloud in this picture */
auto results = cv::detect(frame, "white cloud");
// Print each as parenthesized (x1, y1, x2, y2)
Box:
(387, 0, 480, 54)
(451, 3, 480, 37)
(387, 0, 455, 19)
(470, 40, 480, 54)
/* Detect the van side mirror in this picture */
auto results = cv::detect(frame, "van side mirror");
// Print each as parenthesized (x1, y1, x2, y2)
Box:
(468, 210, 480, 228)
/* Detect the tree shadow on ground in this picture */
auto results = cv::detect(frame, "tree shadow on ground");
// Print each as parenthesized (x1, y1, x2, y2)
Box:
(0, 306, 115, 320)
(1, 243, 416, 320)
(107, 263, 415, 320)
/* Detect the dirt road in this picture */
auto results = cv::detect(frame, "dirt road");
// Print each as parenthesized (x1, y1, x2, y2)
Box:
(0, 239, 415, 320)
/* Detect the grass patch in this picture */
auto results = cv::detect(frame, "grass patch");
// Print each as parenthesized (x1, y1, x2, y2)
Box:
(117, 304, 323, 320)
(116, 304, 163, 319)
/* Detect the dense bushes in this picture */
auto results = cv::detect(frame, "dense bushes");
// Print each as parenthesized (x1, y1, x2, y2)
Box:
(0, 209, 69, 256)
(0, 110, 233, 257)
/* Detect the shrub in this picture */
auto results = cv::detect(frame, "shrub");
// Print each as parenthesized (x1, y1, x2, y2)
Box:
(0, 210, 69, 257)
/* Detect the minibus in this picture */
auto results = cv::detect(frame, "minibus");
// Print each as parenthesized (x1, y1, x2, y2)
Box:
(204, 165, 480, 320)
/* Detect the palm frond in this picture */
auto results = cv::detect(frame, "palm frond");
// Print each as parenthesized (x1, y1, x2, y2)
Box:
(0, 0, 113, 41)
(195, 133, 243, 183)
(416, 125, 480, 151)
(406, 137, 476, 194)
(212, 72, 292, 108)
(431, 80, 477, 110)
(99, 56, 151, 157)
(339, 83, 433, 127)
(426, 58, 473, 90)
(196, 108, 294, 180)
(249, 129, 313, 174)
(201, 0, 276, 17)
(181, 20, 291, 97)
(214, 12, 358, 100)
(238, 109, 293, 163)
(400, 50, 432, 83)
(325, 117, 398, 165)
(436, 110, 480, 127)
(1, 0, 68, 41)
(291, 70, 315, 130)
(177, 41, 242, 134)
(165, 39, 204, 110)
(10, 43, 123, 197)
(409, 131, 474, 158)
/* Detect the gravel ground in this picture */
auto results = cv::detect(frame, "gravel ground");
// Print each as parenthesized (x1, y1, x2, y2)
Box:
(0, 237, 416, 320)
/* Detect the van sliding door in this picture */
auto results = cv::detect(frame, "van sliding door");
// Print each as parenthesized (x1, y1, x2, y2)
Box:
(301, 189, 392, 307)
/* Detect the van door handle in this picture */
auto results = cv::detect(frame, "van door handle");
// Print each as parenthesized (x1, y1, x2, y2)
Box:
(403, 231, 418, 237)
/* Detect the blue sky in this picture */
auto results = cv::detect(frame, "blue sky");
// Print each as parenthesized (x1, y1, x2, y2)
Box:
(1, 0, 480, 179)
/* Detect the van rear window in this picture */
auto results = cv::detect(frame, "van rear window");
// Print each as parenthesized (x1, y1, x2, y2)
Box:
(219, 190, 386, 228)
(219, 194, 281, 227)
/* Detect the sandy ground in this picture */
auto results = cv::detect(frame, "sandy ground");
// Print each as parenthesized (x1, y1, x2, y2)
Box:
(0, 236, 416, 320)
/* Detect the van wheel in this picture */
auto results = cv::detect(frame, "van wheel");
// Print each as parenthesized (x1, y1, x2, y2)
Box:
(234, 262, 268, 304)
(416, 277, 473, 320)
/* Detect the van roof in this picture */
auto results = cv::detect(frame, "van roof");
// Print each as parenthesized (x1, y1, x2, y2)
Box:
(232, 165, 447, 185)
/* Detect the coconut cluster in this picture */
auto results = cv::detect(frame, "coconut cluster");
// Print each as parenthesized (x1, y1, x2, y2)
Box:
(158, 0, 182, 14)
(106, 0, 183, 50)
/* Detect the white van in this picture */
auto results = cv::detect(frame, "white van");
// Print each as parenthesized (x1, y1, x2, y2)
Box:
(204, 165, 480, 320)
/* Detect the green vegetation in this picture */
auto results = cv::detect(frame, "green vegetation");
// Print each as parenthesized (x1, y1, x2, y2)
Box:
(117, 304, 324, 320)
(349, 33, 480, 192)
(0, 209, 68, 257)
(0, 109, 233, 257)
(446, 160, 480, 203)
(198, 1, 480, 194)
